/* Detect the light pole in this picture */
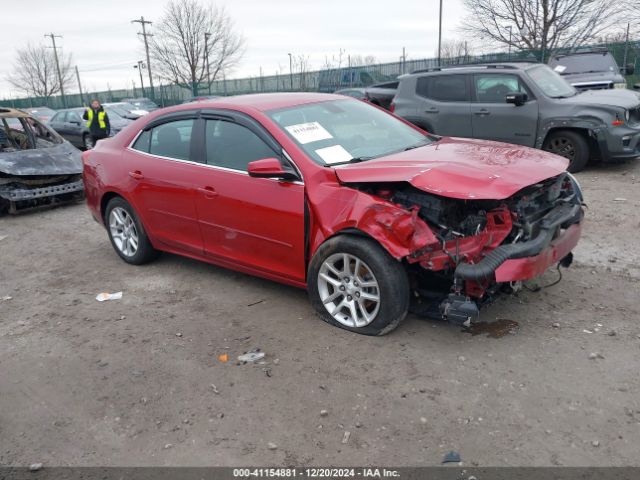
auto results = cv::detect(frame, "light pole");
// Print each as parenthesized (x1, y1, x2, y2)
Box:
(437, 0, 443, 66)
(288, 53, 293, 91)
(204, 32, 212, 94)
(505, 25, 513, 60)
(134, 61, 145, 97)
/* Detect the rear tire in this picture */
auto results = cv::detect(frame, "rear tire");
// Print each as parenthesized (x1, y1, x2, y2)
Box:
(543, 130, 589, 173)
(105, 197, 158, 265)
(308, 235, 410, 336)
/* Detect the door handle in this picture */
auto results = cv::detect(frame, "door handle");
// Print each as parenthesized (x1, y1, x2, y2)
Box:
(474, 109, 491, 116)
(129, 170, 144, 180)
(424, 108, 439, 114)
(198, 186, 219, 199)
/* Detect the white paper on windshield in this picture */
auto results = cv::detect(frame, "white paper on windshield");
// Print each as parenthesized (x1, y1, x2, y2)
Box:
(554, 65, 567, 73)
(285, 122, 333, 144)
(315, 145, 352, 164)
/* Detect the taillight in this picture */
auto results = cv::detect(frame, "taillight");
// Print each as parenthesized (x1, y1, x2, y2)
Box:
(389, 102, 396, 113)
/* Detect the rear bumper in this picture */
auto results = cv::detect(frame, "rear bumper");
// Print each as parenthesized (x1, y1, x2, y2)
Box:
(494, 222, 582, 282)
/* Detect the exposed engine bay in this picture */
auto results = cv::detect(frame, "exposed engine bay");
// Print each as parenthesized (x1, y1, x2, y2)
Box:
(0, 108, 84, 214)
(352, 172, 585, 325)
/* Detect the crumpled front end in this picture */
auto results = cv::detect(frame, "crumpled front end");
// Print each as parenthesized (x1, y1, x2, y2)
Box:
(346, 172, 584, 325)
(0, 173, 84, 214)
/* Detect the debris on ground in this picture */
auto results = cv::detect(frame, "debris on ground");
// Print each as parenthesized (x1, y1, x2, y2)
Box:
(175, 332, 183, 337)
(217, 353, 229, 363)
(420, 417, 428, 424)
(613, 198, 627, 202)
(1, 295, 12, 301)
(588, 352, 605, 360)
(238, 349, 266, 363)
(583, 329, 593, 334)
(29, 463, 43, 472)
(342, 431, 351, 444)
(210, 384, 219, 394)
(320, 409, 328, 417)
(442, 451, 461, 463)
(0, 235, 7, 242)
(552, 323, 560, 328)
(247, 299, 265, 307)
(592, 440, 600, 447)
(164, 443, 173, 449)
(95, 292, 123, 302)
(267, 442, 278, 450)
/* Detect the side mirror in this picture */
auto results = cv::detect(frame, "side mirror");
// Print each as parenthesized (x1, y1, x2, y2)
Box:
(506, 92, 528, 106)
(247, 158, 298, 180)
(623, 63, 635, 76)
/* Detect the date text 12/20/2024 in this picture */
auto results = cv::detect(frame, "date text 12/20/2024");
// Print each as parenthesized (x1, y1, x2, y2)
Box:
(233, 468, 400, 478)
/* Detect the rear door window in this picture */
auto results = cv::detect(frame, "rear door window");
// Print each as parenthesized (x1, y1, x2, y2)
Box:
(416, 75, 469, 102)
(147, 119, 194, 161)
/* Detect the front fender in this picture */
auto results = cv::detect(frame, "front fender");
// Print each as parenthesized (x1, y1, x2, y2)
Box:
(307, 184, 438, 261)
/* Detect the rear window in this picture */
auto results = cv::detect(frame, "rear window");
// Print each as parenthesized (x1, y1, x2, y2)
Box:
(416, 75, 469, 102)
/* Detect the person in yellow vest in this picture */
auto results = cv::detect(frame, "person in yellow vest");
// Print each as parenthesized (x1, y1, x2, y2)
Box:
(82, 99, 110, 147)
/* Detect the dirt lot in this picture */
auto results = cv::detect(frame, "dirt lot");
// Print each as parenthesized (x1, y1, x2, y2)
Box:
(1, 160, 639, 467)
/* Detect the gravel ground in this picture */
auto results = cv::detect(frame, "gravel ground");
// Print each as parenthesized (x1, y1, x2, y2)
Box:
(1, 160, 639, 467)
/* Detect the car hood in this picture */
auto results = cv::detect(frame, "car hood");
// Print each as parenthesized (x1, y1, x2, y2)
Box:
(561, 71, 624, 84)
(561, 88, 640, 109)
(0, 141, 82, 176)
(333, 137, 569, 200)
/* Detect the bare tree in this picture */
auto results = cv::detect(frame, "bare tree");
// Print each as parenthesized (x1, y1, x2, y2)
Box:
(6, 43, 74, 100)
(460, 0, 622, 60)
(350, 54, 378, 66)
(151, 0, 244, 95)
(292, 54, 312, 90)
(437, 39, 474, 64)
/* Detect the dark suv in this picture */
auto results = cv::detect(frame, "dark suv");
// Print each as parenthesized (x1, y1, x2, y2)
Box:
(392, 63, 640, 172)
(548, 50, 633, 92)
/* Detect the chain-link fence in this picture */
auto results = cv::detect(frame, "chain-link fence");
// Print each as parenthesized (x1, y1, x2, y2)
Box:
(2, 40, 639, 110)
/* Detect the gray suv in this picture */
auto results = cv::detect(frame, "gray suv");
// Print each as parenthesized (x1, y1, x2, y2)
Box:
(393, 62, 640, 172)
(548, 50, 632, 92)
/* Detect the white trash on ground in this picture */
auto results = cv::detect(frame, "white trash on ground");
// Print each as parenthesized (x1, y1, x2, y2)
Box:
(95, 292, 123, 302)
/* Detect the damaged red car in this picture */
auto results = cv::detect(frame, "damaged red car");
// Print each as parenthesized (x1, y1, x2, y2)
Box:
(83, 93, 584, 335)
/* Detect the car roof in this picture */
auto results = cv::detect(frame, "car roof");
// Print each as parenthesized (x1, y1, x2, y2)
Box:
(405, 62, 540, 77)
(0, 108, 31, 119)
(158, 92, 348, 115)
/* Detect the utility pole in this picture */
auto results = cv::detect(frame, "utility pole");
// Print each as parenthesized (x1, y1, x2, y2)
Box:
(75, 66, 85, 106)
(402, 47, 406, 74)
(505, 25, 513, 60)
(134, 61, 145, 97)
(437, 0, 443, 66)
(132, 16, 154, 99)
(623, 22, 630, 72)
(45, 33, 66, 108)
(204, 32, 212, 94)
(288, 53, 293, 90)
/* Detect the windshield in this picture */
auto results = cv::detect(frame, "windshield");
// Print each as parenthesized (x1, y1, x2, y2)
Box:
(268, 99, 429, 165)
(549, 53, 618, 75)
(526, 65, 577, 98)
(105, 107, 127, 119)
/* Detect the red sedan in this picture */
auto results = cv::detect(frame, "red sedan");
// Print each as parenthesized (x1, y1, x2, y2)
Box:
(83, 93, 584, 335)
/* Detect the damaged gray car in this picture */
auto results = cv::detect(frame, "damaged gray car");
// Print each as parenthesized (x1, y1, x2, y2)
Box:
(0, 108, 83, 214)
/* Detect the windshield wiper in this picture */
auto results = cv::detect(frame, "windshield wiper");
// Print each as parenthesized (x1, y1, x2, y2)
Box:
(403, 139, 432, 151)
(325, 156, 374, 167)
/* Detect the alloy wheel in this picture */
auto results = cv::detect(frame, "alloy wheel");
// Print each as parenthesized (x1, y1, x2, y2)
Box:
(109, 207, 139, 257)
(317, 253, 381, 328)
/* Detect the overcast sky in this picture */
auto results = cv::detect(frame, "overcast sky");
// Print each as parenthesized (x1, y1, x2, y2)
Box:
(0, 0, 469, 99)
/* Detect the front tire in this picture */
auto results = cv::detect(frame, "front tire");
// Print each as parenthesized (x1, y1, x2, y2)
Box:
(105, 197, 158, 265)
(308, 235, 410, 336)
(543, 130, 589, 173)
